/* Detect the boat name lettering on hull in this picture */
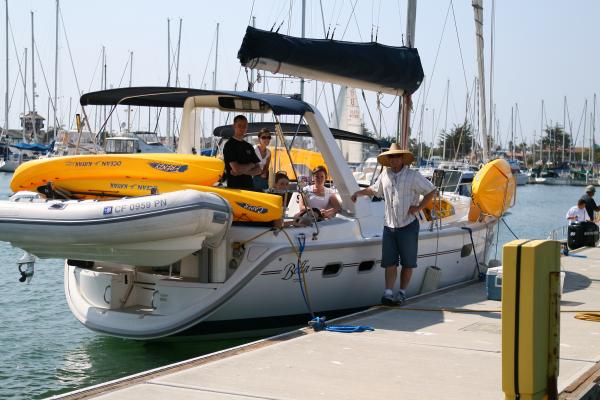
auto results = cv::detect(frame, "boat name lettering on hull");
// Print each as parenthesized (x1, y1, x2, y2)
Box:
(65, 161, 122, 167)
(236, 202, 268, 214)
(111, 199, 168, 214)
(281, 260, 310, 280)
(94, 161, 122, 167)
(148, 162, 188, 173)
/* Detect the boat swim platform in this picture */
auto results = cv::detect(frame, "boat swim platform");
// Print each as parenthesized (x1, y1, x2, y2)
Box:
(54, 248, 600, 400)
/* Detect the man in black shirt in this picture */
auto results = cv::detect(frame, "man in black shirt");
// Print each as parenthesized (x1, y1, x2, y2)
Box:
(580, 185, 600, 222)
(222, 115, 261, 189)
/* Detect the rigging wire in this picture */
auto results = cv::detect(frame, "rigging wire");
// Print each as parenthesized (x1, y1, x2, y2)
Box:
(449, 0, 469, 93)
(340, 0, 359, 40)
(33, 41, 60, 125)
(7, 18, 31, 112)
(59, 6, 82, 97)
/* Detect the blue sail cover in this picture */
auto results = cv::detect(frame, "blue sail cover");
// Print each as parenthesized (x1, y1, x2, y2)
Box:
(238, 26, 424, 95)
(11, 141, 54, 153)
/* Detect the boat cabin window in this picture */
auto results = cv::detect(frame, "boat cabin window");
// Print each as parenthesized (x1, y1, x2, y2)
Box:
(105, 138, 138, 154)
(134, 132, 161, 144)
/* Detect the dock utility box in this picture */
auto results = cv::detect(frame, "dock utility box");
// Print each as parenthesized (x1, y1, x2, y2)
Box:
(567, 221, 599, 250)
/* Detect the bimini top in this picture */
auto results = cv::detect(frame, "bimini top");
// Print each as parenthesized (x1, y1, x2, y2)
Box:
(213, 122, 381, 147)
(80, 87, 314, 116)
(238, 26, 424, 96)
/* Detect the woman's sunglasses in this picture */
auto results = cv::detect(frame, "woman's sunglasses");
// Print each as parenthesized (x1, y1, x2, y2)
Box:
(260, 136, 271, 140)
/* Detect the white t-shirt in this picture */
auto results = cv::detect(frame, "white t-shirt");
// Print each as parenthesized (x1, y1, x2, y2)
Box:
(253, 145, 271, 169)
(566, 206, 590, 222)
(305, 184, 333, 210)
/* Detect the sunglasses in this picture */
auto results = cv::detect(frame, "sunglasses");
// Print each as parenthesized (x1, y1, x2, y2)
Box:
(260, 136, 271, 140)
(388, 154, 404, 159)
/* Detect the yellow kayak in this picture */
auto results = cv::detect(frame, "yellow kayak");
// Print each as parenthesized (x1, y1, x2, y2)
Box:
(471, 159, 516, 217)
(49, 178, 283, 223)
(11, 153, 224, 193)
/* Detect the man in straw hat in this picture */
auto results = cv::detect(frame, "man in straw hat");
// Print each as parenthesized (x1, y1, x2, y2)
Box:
(581, 185, 600, 223)
(351, 143, 436, 306)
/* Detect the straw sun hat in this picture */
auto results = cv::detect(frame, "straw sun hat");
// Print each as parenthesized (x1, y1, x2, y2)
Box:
(376, 143, 415, 167)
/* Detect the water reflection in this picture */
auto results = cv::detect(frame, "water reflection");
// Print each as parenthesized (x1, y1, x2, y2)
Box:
(38, 335, 252, 399)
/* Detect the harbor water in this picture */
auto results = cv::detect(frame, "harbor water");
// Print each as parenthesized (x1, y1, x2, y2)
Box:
(0, 172, 590, 399)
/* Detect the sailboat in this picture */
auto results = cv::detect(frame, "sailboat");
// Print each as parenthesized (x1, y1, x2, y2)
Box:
(0, 12, 511, 340)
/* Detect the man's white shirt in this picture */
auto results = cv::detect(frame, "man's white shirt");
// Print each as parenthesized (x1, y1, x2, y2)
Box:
(370, 166, 436, 228)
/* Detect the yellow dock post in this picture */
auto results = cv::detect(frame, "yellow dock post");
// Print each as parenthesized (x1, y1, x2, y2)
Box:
(502, 240, 561, 400)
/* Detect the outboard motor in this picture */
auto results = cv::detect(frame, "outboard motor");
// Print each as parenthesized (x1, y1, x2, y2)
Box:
(17, 252, 36, 283)
(568, 221, 600, 250)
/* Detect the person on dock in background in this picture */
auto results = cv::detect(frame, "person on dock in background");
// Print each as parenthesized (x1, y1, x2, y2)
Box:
(566, 199, 591, 223)
(350, 144, 436, 306)
(222, 115, 262, 190)
(253, 128, 272, 191)
(580, 185, 600, 223)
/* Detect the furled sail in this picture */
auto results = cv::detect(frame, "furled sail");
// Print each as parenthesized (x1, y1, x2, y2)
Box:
(238, 26, 424, 96)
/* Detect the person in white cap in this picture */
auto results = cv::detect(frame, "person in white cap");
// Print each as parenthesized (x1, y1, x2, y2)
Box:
(351, 143, 436, 306)
(580, 185, 600, 223)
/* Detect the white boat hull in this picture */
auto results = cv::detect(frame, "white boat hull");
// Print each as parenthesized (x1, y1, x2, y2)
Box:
(64, 210, 496, 339)
(0, 190, 231, 266)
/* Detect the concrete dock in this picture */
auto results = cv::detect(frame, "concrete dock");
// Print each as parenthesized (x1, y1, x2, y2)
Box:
(56, 247, 600, 400)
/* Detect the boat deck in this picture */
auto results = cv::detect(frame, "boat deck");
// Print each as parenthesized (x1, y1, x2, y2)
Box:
(55, 246, 600, 400)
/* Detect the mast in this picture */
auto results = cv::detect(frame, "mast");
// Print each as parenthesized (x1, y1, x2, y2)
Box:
(443, 79, 449, 160)
(472, 0, 488, 161)
(53, 0, 59, 138)
(399, 0, 416, 149)
(592, 94, 596, 167)
(510, 106, 514, 161)
(562, 96, 566, 164)
(582, 100, 587, 164)
(172, 18, 182, 141)
(540, 99, 544, 163)
(31, 11, 36, 142)
(166, 18, 171, 147)
(4, 0, 8, 134)
(300, 0, 306, 100)
(211, 23, 219, 134)
(127, 51, 133, 132)
(22, 48, 26, 122)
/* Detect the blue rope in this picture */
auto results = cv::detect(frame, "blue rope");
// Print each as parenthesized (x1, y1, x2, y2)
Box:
(295, 235, 314, 319)
(308, 316, 374, 333)
(294, 235, 374, 334)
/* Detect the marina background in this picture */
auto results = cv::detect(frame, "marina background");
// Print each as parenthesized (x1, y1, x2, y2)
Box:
(0, 171, 587, 399)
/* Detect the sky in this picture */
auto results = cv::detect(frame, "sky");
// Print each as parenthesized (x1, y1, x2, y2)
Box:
(2, 0, 600, 149)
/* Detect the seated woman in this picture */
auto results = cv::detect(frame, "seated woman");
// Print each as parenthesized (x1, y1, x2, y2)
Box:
(297, 165, 341, 220)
